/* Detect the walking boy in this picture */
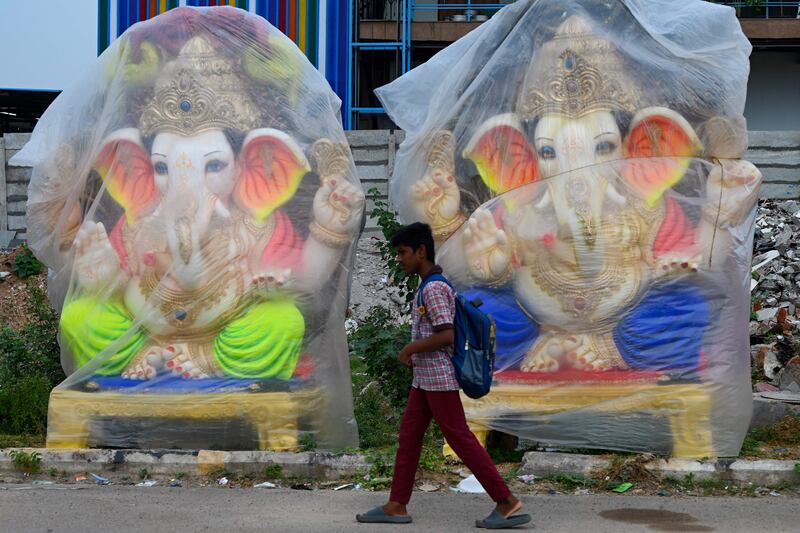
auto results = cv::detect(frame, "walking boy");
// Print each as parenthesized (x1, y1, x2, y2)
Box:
(356, 223, 531, 529)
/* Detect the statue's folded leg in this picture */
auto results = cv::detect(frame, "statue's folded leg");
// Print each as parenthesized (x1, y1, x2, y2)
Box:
(462, 286, 539, 371)
(60, 297, 147, 375)
(213, 299, 305, 379)
(613, 281, 711, 372)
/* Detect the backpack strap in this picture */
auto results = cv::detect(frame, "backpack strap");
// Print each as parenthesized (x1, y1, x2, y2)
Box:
(416, 273, 453, 310)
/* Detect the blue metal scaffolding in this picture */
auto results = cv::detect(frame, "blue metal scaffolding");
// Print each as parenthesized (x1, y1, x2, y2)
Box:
(344, 1, 799, 129)
(346, 1, 514, 129)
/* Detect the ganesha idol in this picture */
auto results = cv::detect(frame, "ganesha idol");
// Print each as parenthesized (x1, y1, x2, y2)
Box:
(18, 8, 364, 449)
(380, 0, 761, 456)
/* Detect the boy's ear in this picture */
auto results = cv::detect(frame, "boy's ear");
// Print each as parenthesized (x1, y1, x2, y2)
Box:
(417, 244, 428, 260)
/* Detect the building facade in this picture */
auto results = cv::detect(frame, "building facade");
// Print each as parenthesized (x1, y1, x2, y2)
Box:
(0, 0, 350, 131)
(0, 1, 798, 131)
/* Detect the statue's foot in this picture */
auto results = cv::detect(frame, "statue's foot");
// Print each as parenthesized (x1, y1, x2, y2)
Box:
(657, 252, 700, 275)
(566, 334, 626, 372)
(121, 346, 170, 380)
(520, 334, 581, 372)
(164, 344, 210, 379)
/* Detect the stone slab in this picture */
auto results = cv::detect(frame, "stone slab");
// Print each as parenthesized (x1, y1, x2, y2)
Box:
(2, 133, 31, 150)
(750, 393, 800, 430)
(345, 130, 390, 148)
(518, 451, 612, 478)
(0, 449, 371, 480)
(760, 182, 800, 199)
(749, 131, 800, 149)
(0, 230, 15, 248)
(521, 451, 800, 486)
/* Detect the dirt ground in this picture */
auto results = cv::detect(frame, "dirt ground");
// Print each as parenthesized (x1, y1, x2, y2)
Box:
(0, 248, 48, 330)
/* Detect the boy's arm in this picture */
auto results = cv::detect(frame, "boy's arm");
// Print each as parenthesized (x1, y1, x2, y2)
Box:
(399, 281, 455, 367)
(399, 330, 454, 368)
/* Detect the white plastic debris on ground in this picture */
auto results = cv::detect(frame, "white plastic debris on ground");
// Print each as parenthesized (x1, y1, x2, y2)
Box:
(449, 474, 487, 494)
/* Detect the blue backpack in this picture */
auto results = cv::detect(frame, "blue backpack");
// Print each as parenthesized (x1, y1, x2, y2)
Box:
(417, 273, 496, 399)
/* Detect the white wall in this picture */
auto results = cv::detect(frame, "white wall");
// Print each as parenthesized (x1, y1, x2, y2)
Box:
(0, 0, 98, 91)
(745, 50, 800, 131)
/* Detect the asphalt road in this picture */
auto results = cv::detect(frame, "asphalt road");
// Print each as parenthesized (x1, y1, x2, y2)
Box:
(0, 485, 797, 533)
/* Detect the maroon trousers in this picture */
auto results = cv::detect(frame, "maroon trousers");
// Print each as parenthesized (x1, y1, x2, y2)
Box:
(389, 387, 511, 504)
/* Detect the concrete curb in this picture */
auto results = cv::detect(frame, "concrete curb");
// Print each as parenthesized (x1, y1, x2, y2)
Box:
(0, 449, 371, 480)
(3, 448, 799, 487)
(519, 451, 800, 486)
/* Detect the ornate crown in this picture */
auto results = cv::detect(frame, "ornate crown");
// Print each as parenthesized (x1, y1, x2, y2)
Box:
(139, 36, 261, 137)
(517, 16, 638, 119)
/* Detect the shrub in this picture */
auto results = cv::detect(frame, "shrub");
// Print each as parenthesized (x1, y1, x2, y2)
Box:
(349, 306, 411, 410)
(0, 376, 51, 434)
(0, 286, 63, 434)
(11, 245, 44, 279)
(0, 287, 63, 387)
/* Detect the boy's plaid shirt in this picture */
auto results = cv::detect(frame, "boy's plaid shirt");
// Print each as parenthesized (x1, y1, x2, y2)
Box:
(411, 268, 459, 391)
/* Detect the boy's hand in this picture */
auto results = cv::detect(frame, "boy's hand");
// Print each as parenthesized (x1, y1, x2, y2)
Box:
(398, 346, 413, 368)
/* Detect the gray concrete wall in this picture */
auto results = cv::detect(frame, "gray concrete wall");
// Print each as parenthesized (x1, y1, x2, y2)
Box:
(1, 129, 798, 247)
(0, 133, 31, 247)
(745, 50, 800, 132)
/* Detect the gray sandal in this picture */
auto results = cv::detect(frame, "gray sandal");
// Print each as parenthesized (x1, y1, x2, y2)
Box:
(475, 509, 532, 529)
(356, 506, 413, 524)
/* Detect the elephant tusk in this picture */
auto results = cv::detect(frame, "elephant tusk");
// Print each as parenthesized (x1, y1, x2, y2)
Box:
(535, 189, 552, 209)
(210, 195, 230, 219)
(605, 182, 627, 206)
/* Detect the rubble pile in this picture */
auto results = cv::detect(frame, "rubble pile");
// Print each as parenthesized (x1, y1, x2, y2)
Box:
(750, 200, 800, 396)
(349, 237, 407, 325)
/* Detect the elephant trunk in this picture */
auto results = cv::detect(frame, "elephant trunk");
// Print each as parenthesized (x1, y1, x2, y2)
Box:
(550, 173, 608, 278)
(174, 216, 194, 265)
(162, 191, 225, 289)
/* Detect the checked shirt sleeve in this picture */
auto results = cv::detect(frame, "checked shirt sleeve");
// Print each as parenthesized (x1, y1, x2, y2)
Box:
(423, 281, 455, 332)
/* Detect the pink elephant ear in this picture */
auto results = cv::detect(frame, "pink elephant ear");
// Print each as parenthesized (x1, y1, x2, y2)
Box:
(93, 129, 156, 224)
(463, 114, 539, 195)
(234, 128, 311, 222)
(623, 107, 702, 206)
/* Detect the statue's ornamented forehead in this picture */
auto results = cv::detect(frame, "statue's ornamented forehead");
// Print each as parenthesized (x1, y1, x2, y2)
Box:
(140, 36, 260, 137)
(517, 15, 638, 119)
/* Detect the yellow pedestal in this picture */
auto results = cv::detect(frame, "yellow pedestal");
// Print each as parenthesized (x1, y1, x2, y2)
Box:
(444, 381, 713, 459)
(46, 387, 322, 451)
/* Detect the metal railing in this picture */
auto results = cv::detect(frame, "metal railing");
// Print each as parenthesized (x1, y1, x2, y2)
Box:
(349, 1, 514, 127)
(412, 1, 513, 22)
(347, 0, 800, 128)
(717, 1, 800, 18)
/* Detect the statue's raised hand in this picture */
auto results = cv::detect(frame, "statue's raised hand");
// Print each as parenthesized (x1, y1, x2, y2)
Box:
(413, 131, 463, 238)
(312, 177, 365, 238)
(413, 168, 461, 226)
(704, 159, 762, 228)
(308, 138, 365, 244)
(73, 221, 121, 291)
(463, 208, 512, 283)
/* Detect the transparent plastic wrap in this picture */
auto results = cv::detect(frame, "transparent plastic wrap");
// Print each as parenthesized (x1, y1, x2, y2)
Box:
(12, 7, 365, 450)
(376, 0, 761, 457)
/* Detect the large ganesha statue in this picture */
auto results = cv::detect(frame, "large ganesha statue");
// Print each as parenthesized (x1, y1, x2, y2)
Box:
(378, 0, 760, 456)
(16, 7, 364, 449)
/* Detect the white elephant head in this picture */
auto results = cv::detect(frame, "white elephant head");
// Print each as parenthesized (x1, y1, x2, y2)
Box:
(90, 36, 311, 288)
(462, 16, 703, 275)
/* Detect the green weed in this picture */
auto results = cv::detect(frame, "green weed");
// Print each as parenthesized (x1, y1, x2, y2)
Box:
(8, 450, 42, 474)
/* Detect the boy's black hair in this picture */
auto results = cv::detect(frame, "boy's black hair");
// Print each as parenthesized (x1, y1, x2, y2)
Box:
(391, 222, 436, 262)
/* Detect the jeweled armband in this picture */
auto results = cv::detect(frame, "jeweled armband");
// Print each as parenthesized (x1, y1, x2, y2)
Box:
(309, 221, 352, 248)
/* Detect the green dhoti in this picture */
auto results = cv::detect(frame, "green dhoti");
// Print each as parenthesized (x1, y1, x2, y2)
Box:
(61, 296, 304, 380)
(60, 297, 146, 375)
(213, 299, 305, 380)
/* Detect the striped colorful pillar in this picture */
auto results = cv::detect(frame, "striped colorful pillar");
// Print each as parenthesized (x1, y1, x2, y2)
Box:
(99, 0, 181, 52)
(98, 0, 346, 125)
